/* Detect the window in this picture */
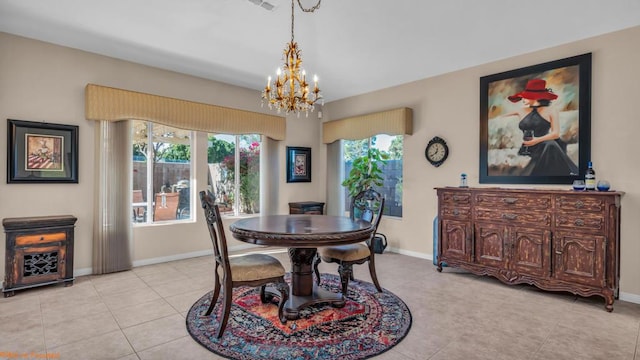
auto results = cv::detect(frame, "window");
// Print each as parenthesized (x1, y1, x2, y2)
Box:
(132, 121, 193, 224)
(343, 135, 403, 217)
(207, 134, 261, 216)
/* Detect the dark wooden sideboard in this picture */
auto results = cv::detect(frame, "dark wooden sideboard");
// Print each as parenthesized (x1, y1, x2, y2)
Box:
(288, 201, 325, 215)
(435, 187, 622, 311)
(3, 215, 77, 297)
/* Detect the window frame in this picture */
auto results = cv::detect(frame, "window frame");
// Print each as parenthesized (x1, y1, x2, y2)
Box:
(207, 134, 262, 218)
(132, 122, 195, 225)
(342, 135, 403, 218)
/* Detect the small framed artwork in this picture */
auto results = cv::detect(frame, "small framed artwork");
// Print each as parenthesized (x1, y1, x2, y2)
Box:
(479, 53, 592, 185)
(7, 119, 79, 183)
(286, 146, 311, 183)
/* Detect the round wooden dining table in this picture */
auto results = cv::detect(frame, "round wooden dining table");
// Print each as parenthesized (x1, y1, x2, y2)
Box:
(230, 214, 375, 320)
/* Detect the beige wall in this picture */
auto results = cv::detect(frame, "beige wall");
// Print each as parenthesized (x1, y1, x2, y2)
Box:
(1, 25, 639, 302)
(324, 25, 640, 301)
(0, 32, 325, 278)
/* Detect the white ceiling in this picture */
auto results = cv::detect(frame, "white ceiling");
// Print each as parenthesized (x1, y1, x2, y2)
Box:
(1, 0, 639, 102)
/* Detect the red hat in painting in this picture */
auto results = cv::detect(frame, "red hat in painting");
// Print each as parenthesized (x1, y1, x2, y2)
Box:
(508, 79, 558, 102)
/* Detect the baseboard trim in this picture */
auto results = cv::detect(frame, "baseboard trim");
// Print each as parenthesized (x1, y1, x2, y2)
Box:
(388, 247, 432, 261)
(132, 249, 214, 268)
(73, 244, 258, 277)
(75, 247, 640, 305)
(619, 291, 640, 305)
(131, 244, 258, 268)
(74, 267, 93, 277)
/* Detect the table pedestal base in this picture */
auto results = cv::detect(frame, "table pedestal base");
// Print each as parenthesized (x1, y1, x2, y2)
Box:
(284, 285, 345, 320)
(284, 247, 346, 320)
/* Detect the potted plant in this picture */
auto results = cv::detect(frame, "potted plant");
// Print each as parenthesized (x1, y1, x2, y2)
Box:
(342, 147, 389, 198)
(342, 147, 389, 253)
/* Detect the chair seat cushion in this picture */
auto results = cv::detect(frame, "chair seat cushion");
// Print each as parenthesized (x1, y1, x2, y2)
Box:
(319, 243, 371, 262)
(221, 254, 286, 282)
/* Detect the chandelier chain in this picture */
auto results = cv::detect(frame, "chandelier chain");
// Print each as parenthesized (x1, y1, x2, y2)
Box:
(297, 0, 321, 12)
(290, 0, 294, 42)
(291, 0, 320, 42)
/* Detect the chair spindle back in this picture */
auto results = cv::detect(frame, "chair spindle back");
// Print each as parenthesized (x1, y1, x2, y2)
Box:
(199, 191, 230, 274)
(349, 188, 385, 232)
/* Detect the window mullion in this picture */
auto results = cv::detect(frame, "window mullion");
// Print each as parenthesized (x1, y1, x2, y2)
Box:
(234, 135, 240, 216)
(146, 123, 154, 223)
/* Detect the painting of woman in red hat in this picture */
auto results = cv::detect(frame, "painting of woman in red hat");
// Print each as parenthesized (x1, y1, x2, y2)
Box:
(502, 78, 578, 176)
(480, 53, 591, 184)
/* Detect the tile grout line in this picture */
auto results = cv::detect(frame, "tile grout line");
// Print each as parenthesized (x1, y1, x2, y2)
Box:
(118, 267, 189, 357)
(38, 293, 48, 356)
(92, 273, 138, 359)
(528, 321, 560, 360)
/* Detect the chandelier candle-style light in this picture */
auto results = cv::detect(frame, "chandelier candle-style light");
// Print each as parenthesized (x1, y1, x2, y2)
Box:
(262, 0, 322, 116)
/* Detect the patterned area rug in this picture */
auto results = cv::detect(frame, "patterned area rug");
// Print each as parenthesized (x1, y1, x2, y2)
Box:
(186, 273, 412, 360)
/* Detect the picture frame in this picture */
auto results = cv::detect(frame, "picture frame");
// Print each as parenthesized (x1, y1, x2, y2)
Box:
(7, 119, 79, 183)
(286, 146, 311, 183)
(479, 53, 591, 185)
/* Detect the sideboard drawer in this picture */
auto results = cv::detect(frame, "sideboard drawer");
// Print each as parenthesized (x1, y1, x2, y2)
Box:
(555, 213, 605, 233)
(476, 209, 551, 225)
(440, 191, 471, 206)
(16, 232, 66, 246)
(440, 205, 471, 220)
(475, 192, 551, 211)
(555, 195, 605, 214)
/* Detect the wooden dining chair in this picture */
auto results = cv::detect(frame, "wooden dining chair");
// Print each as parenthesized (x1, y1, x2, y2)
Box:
(313, 188, 385, 298)
(199, 191, 288, 338)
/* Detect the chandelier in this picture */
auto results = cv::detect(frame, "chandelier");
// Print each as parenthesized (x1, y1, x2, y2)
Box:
(262, 0, 323, 116)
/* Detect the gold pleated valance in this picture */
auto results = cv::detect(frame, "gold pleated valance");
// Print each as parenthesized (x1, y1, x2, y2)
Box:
(85, 84, 286, 140)
(322, 107, 413, 144)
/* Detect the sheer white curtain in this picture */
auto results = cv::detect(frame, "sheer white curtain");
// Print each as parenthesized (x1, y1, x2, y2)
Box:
(93, 120, 132, 274)
(326, 140, 345, 216)
(260, 136, 280, 215)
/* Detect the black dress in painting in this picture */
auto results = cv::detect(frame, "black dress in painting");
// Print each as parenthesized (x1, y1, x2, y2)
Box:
(518, 107, 579, 176)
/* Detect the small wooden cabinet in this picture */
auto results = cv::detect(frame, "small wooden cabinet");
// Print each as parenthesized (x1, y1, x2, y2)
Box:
(289, 201, 325, 215)
(436, 188, 622, 311)
(3, 215, 77, 297)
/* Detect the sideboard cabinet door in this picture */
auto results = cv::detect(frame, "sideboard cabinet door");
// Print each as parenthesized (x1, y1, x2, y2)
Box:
(553, 231, 606, 288)
(510, 227, 551, 279)
(474, 222, 508, 269)
(440, 219, 472, 263)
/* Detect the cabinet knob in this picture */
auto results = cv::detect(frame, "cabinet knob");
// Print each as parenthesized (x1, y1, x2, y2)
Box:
(503, 197, 517, 204)
(502, 213, 518, 220)
(574, 219, 585, 226)
(575, 201, 584, 209)
(39, 236, 44, 241)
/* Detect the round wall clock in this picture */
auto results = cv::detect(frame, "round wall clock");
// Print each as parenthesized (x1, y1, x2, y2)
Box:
(425, 136, 449, 167)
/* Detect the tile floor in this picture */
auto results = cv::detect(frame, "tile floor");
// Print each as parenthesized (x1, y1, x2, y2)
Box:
(1, 249, 639, 360)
